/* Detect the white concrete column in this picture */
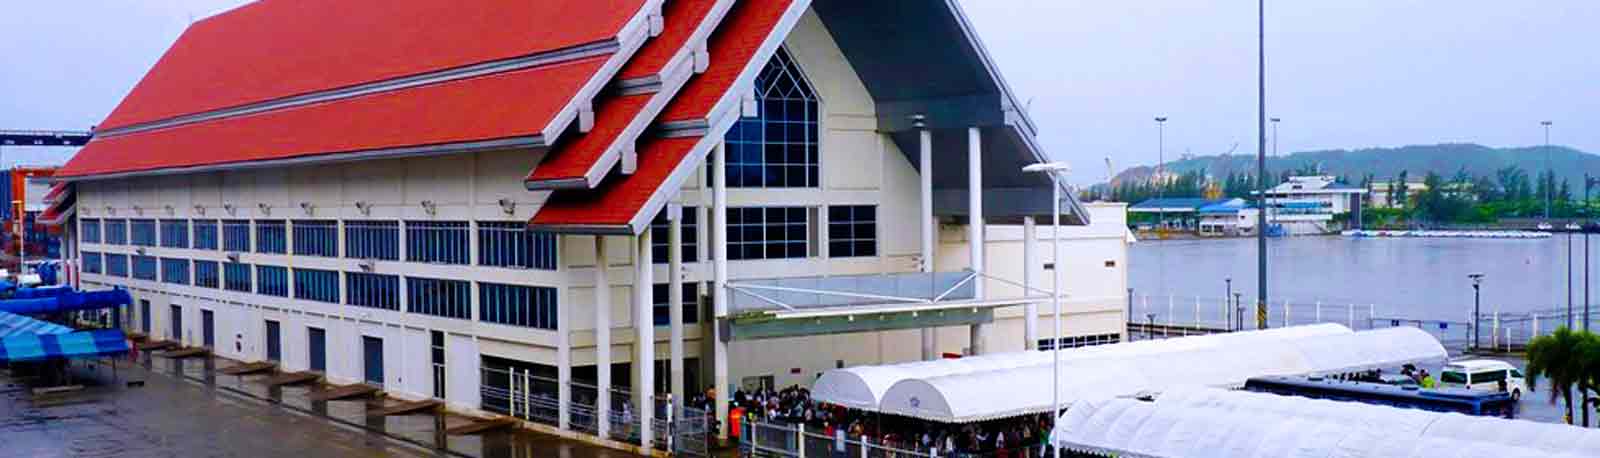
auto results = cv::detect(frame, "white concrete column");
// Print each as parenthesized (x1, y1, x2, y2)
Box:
(594, 236, 612, 438)
(711, 141, 731, 441)
(1023, 216, 1039, 350)
(919, 128, 937, 361)
(967, 127, 987, 355)
(635, 230, 655, 450)
(558, 251, 572, 430)
(668, 204, 686, 418)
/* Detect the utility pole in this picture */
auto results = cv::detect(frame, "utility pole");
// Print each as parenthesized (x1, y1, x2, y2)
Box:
(1255, 0, 1269, 328)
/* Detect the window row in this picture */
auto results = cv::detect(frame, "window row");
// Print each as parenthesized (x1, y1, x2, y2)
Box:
(81, 218, 558, 270)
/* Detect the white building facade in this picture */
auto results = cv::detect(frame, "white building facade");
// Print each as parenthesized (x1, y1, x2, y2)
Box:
(51, 0, 1122, 452)
(1261, 176, 1367, 235)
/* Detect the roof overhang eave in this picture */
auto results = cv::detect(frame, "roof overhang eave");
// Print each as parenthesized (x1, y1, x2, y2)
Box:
(56, 135, 547, 183)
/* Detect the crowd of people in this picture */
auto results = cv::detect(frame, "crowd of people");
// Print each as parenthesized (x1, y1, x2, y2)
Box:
(713, 384, 1055, 457)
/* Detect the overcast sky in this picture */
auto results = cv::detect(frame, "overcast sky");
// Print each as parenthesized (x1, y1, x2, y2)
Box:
(2, 1, 1596, 184)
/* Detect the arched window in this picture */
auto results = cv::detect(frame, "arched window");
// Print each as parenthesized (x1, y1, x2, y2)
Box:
(723, 48, 819, 188)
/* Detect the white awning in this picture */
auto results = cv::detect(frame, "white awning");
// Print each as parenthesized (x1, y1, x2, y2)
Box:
(876, 327, 1446, 423)
(1053, 387, 1600, 458)
(812, 324, 1352, 411)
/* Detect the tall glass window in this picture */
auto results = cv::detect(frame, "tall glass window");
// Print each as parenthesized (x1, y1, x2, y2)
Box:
(105, 219, 128, 245)
(293, 268, 340, 303)
(223, 262, 252, 292)
(406, 221, 468, 264)
(257, 265, 288, 297)
(193, 220, 220, 250)
(408, 277, 471, 319)
(477, 222, 556, 270)
(255, 220, 287, 254)
(346, 272, 400, 310)
(292, 220, 338, 257)
(827, 205, 878, 258)
(478, 283, 557, 330)
(132, 255, 158, 280)
(222, 220, 251, 252)
(650, 207, 698, 264)
(81, 219, 102, 243)
(82, 252, 103, 274)
(727, 207, 809, 260)
(652, 283, 700, 326)
(105, 253, 129, 277)
(194, 260, 220, 288)
(723, 48, 819, 188)
(130, 219, 157, 247)
(160, 258, 190, 285)
(345, 220, 400, 260)
(159, 219, 190, 248)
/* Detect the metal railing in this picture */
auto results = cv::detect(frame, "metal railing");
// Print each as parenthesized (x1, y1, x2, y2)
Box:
(1471, 308, 1600, 352)
(1128, 293, 1381, 335)
(478, 366, 696, 452)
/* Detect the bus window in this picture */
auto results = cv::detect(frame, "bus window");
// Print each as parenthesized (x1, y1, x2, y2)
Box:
(1440, 371, 1468, 384)
(1473, 370, 1506, 385)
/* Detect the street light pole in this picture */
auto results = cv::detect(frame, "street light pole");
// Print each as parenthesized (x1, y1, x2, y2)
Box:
(1022, 161, 1070, 458)
(1470, 274, 1484, 349)
(1256, 0, 1270, 328)
(1155, 116, 1168, 232)
(1543, 121, 1554, 219)
(1225, 277, 1233, 331)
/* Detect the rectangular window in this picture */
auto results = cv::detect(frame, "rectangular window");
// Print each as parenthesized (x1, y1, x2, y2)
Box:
(477, 222, 557, 270)
(81, 219, 102, 243)
(727, 207, 810, 260)
(223, 262, 252, 292)
(194, 260, 220, 288)
(193, 220, 219, 250)
(105, 219, 128, 245)
(650, 206, 699, 264)
(652, 283, 700, 326)
(345, 220, 400, 260)
(255, 220, 287, 254)
(479, 283, 558, 330)
(292, 220, 338, 257)
(293, 268, 340, 303)
(346, 272, 400, 310)
(406, 221, 468, 264)
(827, 205, 877, 258)
(256, 265, 288, 297)
(160, 219, 190, 248)
(105, 253, 129, 277)
(82, 252, 103, 274)
(1038, 333, 1122, 351)
(132, 255, 158, 280)
(160, 258, 190, 285)
(407, 277, 472, 319)
(222, 220, 251, 252)
(130, 219, 157, 247)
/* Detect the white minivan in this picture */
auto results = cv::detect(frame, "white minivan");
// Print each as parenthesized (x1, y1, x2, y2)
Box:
(1439, 359, 1526, 400)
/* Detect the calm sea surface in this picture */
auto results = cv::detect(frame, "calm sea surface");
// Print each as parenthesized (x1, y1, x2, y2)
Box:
(1131, 235, 1587, 323)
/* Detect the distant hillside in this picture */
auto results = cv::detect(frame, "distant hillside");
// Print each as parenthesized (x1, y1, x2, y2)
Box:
(1109, 143, 1600, 188)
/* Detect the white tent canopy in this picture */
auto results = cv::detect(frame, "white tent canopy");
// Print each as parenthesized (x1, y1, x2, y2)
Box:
(1053, 387, 1600, 458)
(877, 327, 1446, 423)
(811, 324, 1352, 410)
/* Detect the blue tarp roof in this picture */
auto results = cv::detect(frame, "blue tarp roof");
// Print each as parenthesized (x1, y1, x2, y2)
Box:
(0, 289, 132, 315)
(0, 329, 130, 363)
(0, 310, 75, 338)
(1129, 198, 1221, 211)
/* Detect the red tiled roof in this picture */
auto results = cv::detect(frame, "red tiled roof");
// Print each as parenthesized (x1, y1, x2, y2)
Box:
(618, 0, 722, 81)
(532, 136, 701, 229)
(60, 56, 608, 178)
(524, 93, 651, 185)
(660, 0, 795, 122)
(99, 0, 646, 130)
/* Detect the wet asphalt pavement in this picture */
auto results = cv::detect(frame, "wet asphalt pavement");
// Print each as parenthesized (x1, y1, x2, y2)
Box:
(0, 355, 632, 458)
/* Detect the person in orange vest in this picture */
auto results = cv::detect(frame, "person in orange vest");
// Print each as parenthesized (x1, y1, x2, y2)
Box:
(730, 406, 744, 443)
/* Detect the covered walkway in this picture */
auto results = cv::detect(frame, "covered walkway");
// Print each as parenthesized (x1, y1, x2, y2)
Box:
(874, 327, 1446, 423)
(812, 324, 1351, 411)
(1051, 386, 1600, 458)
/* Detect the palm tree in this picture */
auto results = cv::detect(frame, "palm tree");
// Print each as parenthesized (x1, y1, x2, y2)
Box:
(1527, 327, 1584, 425)
(1577, 332, 1600, 427)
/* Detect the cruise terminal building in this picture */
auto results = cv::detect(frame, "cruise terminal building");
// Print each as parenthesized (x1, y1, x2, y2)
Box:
(49, 0, 1128, 451)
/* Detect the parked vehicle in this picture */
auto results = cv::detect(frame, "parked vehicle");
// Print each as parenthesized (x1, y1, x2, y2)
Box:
(1439, 359, 1526, 400)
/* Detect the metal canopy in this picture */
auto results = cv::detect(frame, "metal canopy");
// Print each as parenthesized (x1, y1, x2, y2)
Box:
(721, 271, 1042, 341)
(811, 0, 1087, 226)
